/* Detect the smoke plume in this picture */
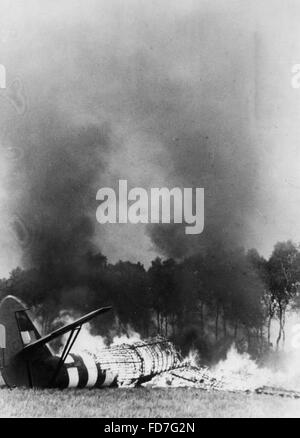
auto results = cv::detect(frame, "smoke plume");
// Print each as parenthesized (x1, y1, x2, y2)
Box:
(0, 0, 262, 275)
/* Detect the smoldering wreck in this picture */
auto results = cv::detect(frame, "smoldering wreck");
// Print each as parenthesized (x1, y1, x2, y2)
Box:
(1, 294, 300, 400)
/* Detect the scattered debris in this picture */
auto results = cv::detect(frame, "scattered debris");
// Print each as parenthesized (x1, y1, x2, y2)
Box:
(255, 386, 300, 399)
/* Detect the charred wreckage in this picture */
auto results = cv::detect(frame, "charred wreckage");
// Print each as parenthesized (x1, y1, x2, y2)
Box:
(0, 295, 300, 399)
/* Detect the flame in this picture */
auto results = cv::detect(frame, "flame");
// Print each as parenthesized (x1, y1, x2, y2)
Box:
(53, 313, 107, 354)
(182, 349, 200, 367)
(55, 312, 142, 353)
(110, 328, 141, 346)
(146, 345, 300, 395)
(30, 311, 300, 395)
(211, 346, 275, 391)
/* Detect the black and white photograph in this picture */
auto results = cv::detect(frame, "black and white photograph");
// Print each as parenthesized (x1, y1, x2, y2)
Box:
(1, 0, 300, 420)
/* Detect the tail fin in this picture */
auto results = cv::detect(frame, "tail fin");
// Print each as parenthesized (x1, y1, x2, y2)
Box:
(0, 295, 52, 388)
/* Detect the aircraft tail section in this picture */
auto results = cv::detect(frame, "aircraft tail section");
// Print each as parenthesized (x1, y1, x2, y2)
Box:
(0, 295, 52, 387)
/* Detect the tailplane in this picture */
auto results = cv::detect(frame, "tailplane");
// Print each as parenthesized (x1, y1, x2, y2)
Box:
(0, 295, 52, 387)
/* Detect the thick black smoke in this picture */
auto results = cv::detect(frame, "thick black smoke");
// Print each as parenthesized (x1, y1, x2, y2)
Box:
(19, 118, 109, 270)
(1, 0, 260, 274)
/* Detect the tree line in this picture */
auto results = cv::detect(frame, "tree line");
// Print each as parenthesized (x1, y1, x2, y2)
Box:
(1, 240, 300, 363)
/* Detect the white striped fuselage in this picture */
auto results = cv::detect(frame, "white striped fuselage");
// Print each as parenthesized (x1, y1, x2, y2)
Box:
(60, 353, 117, 389)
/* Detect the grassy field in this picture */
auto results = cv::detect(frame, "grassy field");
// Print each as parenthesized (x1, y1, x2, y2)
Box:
(1, 387, 300, 418)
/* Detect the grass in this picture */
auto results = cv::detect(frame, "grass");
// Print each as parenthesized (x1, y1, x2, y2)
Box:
(0, 387, 300, 418)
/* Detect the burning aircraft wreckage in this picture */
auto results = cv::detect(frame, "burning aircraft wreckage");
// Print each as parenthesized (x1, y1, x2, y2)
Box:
(0, 295, 300, 398)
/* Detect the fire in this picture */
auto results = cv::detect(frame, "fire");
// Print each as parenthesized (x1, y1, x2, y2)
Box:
(30, 312, 300, 396)
(110, 328, 141, 347)
(54, 312, 182, 386)
(88, 338, 182, 387)
(146, 345, 300, 398)
(54, 313, 107, 354)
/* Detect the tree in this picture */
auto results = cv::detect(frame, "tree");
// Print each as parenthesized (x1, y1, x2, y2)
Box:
(267, 241, 300, 349)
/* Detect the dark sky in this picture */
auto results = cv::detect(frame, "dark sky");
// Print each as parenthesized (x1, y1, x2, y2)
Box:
(1, 0, 300, 275)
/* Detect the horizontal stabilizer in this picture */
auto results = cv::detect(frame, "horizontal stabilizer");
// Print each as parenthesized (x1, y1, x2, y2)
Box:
(22, 306, 112, 354)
